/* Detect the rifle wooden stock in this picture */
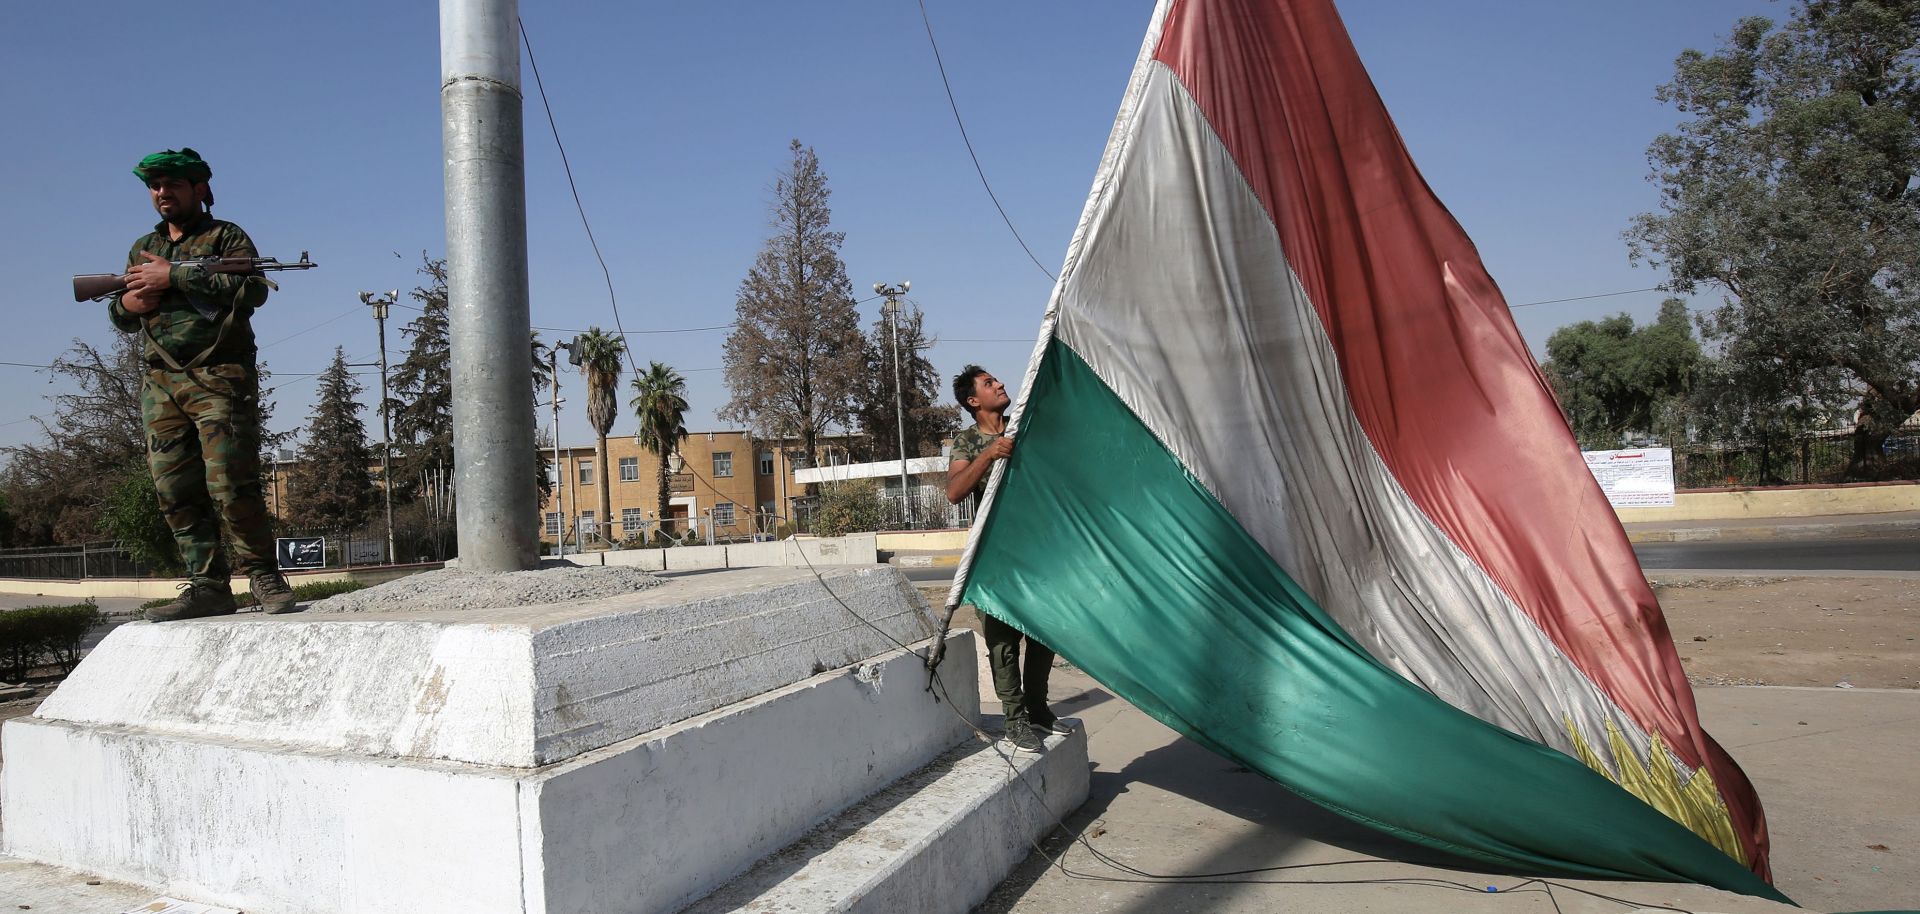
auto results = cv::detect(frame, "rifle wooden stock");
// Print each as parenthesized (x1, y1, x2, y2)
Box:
(73, 273, 129, 302)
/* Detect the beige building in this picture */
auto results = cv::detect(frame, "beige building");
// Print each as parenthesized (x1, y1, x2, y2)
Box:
(539, 431, 870, 547)
(263, 433, 874, 547)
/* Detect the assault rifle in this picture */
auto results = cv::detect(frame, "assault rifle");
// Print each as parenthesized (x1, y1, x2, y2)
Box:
(72, 252, 319, 303)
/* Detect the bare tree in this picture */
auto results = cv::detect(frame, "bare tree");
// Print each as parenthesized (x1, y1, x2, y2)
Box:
(1, 334, 146, 544)
(721, 140, 866, 464)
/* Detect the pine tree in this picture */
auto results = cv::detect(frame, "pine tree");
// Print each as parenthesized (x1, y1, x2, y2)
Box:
(388, 255, 454, 499)
(854, 302, 958, 461)
(287, 348, 377, 531)
(721, 140, 866, 464)
(386, 254, 556, 508)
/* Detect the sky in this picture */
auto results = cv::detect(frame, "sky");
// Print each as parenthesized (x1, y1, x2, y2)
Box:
(0, 0, 1787, 454)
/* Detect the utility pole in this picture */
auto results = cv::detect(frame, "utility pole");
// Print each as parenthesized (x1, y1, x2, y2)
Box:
(873, 282, 913, 528)
(442, 0, 539, 571)
(548, 343, 569, 558)
(361, 290, 400, 565)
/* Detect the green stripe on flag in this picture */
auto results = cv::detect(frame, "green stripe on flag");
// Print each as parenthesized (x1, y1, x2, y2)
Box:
(963, 338, 1787, 902)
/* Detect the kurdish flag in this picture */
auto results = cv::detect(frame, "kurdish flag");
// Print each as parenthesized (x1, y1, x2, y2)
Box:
(949, 0, 1784, 901)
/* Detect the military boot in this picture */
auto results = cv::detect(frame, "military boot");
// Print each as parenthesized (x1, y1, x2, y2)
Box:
(145, 580, 238, 622)
(249, 569, 301, 615)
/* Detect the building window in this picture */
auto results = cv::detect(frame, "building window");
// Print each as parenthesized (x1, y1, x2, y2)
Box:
(712, 503, 736, 527)
(544, 512, 561, 536)
(758, 451, 774, 475)
(578, 512, 597, 537)
(619, 456, 639, 482)
(621, 507, 645, 533)
(578, 459, 595, 485)
(712, 451, 733, 478)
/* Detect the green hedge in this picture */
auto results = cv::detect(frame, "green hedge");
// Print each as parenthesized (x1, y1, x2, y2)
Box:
(0, 602, 101, 681)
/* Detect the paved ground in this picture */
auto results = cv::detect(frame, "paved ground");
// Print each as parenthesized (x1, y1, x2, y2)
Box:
(1638, 536, 1920, 572)
(969, 661, 1917, 914)
(900, 520, 1920, 584)
(0, 592, 146, 614)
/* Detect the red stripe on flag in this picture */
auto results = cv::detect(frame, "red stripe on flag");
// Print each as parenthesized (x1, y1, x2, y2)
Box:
(1151, 0, 1769, 876)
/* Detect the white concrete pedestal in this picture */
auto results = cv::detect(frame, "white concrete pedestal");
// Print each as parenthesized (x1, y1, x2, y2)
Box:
(0, 566, 1086, 914)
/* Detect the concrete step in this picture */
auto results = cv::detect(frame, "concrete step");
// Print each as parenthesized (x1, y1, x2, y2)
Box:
(682, 723, 1089, 914)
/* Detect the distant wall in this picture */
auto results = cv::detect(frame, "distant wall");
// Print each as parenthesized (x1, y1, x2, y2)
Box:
(567, 533, 880, 572)
(1615, 481, 1920, 524)
(875, 530, 970, 552)
(0, 563, 442, 601)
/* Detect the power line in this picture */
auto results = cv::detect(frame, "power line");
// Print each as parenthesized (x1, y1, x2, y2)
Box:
(519, 15, 643, 377)
(534, 323, 734, 337)
(914, 0, 1057, 283)
(259, 303, 364, 350)
(1508, 287, 1664, 309)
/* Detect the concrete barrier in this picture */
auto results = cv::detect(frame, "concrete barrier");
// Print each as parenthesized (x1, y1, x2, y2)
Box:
(876, 530, 969, 552)
(1615, 481, 1920, 524)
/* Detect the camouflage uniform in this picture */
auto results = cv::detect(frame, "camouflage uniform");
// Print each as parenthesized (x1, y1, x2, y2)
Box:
(950, 423, 1057, 728)
(109, 212, 279, 585)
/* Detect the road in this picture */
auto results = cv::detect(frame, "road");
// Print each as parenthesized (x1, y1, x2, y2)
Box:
(1634, 535, 1918, 571)
(901, 535, 1919, 583)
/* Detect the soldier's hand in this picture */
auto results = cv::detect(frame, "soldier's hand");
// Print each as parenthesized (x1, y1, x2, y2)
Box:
(124, 251, 174, 297)
(985, 436, 1015, 461)
(121, 288, 157, 314)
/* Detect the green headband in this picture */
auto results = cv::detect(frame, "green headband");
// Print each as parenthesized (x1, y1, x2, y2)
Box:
(133, 148, 212, 183)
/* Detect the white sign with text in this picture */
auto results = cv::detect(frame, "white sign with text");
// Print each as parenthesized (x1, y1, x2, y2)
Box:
(1582, 447, 1677, 508)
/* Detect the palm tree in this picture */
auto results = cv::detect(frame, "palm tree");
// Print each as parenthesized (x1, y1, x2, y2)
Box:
(574, 328, 626, 545)
(630, 361, 689, 544)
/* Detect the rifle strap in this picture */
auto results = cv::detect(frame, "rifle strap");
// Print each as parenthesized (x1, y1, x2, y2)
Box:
(144, 282, 246, 372)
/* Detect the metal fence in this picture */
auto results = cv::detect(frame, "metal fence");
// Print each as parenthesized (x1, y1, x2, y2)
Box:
(0, 542, 161, 580)
(1671, 423, 1920, 489)
(0, 520, 457, 581)
(789, 485, 973, 534)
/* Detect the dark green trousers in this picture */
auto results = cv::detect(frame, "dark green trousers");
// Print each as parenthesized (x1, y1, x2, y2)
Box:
(143, 363, 276, 584)
(979, 610, 1054, 723)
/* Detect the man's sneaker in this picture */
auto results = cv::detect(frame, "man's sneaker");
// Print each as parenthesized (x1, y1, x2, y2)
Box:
(144, 581, 238, 622)
(1030, 713, 1074, 737)
(249, 570, 302, 615)
(1000, 718, 1046, 752)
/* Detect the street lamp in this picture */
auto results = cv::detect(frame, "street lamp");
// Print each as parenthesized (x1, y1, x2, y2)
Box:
(360, 290, 400, 564)
(872, 281, 913, 528)
(552, 337, 580, 557)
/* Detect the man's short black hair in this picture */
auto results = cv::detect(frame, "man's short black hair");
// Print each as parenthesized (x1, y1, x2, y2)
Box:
(953, 365, 989, 409)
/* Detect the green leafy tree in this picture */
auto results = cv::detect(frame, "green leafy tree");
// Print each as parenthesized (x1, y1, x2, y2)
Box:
(574, 328, 626, 542)
(720, 140, 867, 463)
(286, 348, 377, 531)
(1541, 299, 1702, 449)
(98, 468, 182, 575)
(1627, 0, 1920, 473)
(854, 302, 959, 462)
(812, 481, 883, 537)
(630, 362, 689, 543)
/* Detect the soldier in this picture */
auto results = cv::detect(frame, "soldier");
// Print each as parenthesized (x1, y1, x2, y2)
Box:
(112, 148, 298, 620)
